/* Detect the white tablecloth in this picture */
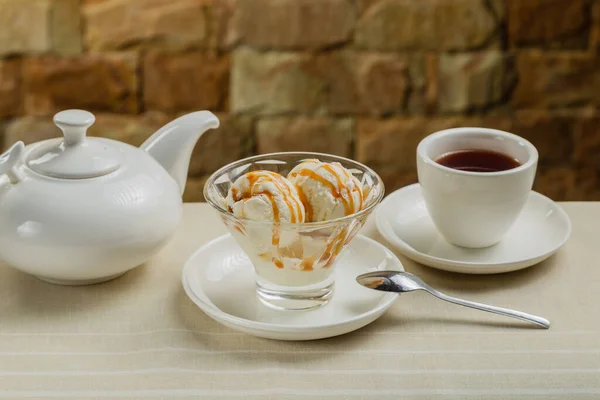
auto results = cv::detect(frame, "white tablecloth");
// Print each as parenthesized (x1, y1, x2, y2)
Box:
(1, 203, 599, 399)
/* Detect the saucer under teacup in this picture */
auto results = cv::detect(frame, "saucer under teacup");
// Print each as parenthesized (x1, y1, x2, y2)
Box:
(182, 234, 404, 341)
(376, 184, 571, 274)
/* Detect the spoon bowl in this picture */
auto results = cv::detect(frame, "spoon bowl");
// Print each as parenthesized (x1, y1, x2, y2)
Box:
(357, 271, 425, 293)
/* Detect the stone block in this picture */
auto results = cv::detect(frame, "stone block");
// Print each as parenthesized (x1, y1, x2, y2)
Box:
(183, 176, 208, 202)
(83, 0, 208, 51)
(353, 53, 411, 115)
(188, 113, 254, 176)
(257, 117, 353, 156)
(513, 53, 600, 108)
(355, 0, 500, 51)
(23, 53, 138, 116)
(0, 0, 81, 56)
(0, 59, 21, 118)
(574, 168, 600, 200)
(90, 112, 171, 147)
(574, 115, 600, 169)
(232, 0, 355, 49)
(3, 117, 58, 147)
(231, 48, 326, 114)
(507, 0, 588, 49)
(376, 169, 418, 195)
(211, 0, 237, 49)
(438, 52, 515, 113)
(143, 51, 230, 112)
(592, 0, 600, 50)
(534, 167, 576, 201)
(512, 111, 575, 166)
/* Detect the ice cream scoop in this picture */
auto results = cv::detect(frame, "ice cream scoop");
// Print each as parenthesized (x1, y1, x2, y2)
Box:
(226, 170, 306, 224)
(287, 159, 364, 222)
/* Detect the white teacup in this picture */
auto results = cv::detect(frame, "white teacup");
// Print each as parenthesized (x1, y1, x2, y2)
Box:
(417, 128, 538, 248)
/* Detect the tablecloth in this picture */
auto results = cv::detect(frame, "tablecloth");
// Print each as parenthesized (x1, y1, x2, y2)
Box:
(1, 203, 599, 399)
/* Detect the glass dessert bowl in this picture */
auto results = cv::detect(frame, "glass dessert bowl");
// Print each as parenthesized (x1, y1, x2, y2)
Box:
(204, 152, 384, 311)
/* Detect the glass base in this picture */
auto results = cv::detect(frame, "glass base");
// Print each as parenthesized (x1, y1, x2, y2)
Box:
(256, 276, 334, 311)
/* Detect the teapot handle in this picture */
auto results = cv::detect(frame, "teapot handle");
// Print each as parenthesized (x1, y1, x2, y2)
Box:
(0, 142, 25, 184)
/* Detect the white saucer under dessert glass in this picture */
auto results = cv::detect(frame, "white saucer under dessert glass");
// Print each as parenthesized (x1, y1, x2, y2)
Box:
(376, 184, 571, 274)
(182, 234, 404, 341)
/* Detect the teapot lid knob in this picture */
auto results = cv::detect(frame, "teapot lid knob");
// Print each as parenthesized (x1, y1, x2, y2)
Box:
(25, 110, 123, 179)
(53, 110, 95, 146)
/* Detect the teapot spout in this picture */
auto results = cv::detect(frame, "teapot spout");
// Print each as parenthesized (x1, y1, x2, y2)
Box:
(141, 111, 219, 195)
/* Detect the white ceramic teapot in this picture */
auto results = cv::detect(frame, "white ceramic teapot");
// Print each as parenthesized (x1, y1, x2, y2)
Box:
(0, 109, 219, 285)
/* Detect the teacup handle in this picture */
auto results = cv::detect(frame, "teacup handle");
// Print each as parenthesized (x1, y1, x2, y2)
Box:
(0, 142, 25, 184)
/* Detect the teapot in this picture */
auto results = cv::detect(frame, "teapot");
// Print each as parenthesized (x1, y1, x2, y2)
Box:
(0, 109, 219, 285)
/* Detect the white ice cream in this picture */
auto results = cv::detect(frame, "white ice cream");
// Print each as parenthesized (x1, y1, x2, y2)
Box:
(226, 170, 305, 223)
(287, 159, 364, 222)
(225, 170, 305, 256)
(224, 163, 364, 287)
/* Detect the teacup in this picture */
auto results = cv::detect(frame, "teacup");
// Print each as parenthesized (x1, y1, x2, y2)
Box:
(417, 128, 538, 248)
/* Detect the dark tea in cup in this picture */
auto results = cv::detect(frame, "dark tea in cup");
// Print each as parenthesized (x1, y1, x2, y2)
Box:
(435, 150, 521, 173)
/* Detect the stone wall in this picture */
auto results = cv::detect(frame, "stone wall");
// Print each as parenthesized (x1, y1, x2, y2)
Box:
(0, 0, 599, 201)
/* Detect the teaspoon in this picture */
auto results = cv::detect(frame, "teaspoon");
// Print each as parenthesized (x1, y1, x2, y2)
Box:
(356, 271, 550, 329)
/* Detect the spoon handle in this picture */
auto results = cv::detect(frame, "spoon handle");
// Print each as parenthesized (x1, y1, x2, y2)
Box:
(429, 290, 550, 329)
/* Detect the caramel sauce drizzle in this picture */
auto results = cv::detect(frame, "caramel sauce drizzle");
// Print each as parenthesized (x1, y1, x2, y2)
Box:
(292, 163, 361, 217)
(242, 171, 303, 222)
(231, 170, 305, 249)
(240, 199, 247, 218)
(319, 235, 337, 266)
(263, 192, 280, 245)
(327, 233, 347, 268)
(318, 228, 348, 269)
(340, 166, 364, 211)
(300, 256, 314, 271)
(295, 184, 312, 222)
(322, 164, 354, 216)
(268, 173, 303, 223)
(294, 169, 338, 196)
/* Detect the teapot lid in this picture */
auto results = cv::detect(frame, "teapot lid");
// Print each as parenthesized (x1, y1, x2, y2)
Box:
(26, 110, 123, 179)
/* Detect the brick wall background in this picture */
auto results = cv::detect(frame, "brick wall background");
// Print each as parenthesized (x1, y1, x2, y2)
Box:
(1, 0, 599, 201)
